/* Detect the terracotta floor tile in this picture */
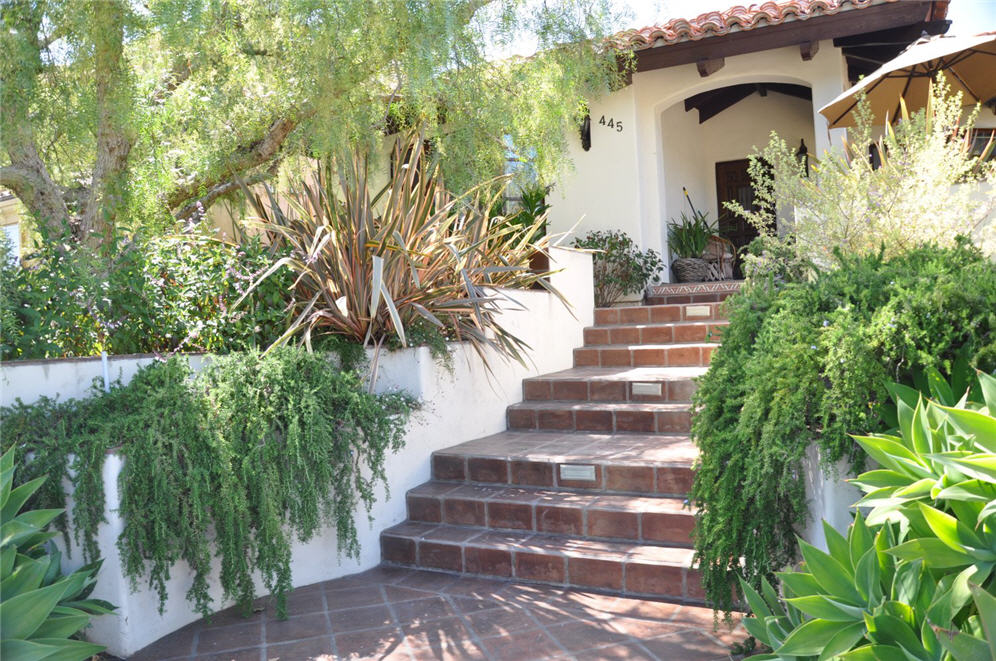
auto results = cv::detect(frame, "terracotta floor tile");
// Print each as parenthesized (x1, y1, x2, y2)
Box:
(572, 642, 658, 661)
(329, 604, 395, 633)
(196, 622, 262, 655)
(138, 568, 736, 661)
(332, 626, 408, 658)
(463, 604, 540, 638)
(401, 615, 473, 646)
(201, 648, 264, 661)
(264, 612, 330, 644)
(641, 630, 731, 660)
(264, 634, 335, 660)
(391, 596, 458, 624)
(326, 585, 385, 611)
(479, 627, 568, 661)
(547, 619, 630, 653)
(130, 622, 199, 660)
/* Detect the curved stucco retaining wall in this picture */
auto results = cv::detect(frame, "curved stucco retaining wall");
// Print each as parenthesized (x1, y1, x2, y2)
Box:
(0, 247, 594, 658)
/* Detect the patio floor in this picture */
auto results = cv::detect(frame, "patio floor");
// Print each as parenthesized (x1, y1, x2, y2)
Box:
(129, 566, 745, 660)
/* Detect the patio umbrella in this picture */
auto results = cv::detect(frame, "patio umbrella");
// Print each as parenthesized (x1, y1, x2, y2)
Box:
(819, 31, 996, 129)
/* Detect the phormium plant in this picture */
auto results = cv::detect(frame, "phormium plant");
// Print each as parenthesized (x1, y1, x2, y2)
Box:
(241, 132, 564, 372)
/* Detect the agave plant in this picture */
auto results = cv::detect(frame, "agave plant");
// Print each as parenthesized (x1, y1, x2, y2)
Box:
(0, 448, 115, 660)
(240, 133, 563, 371)
(740, 371, 996, 660)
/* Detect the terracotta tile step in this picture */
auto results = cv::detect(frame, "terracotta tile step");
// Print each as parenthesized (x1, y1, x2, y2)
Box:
(594, 302, 725, 327)
(406, 481, 694, 546)
(380, 522, 703, 601)
(574, 342, 717, 368)
(523, 366, 707, 403)
(431, 431, 696, 496)
(583, 321, 727, 347)
(508, 400, 692, 434)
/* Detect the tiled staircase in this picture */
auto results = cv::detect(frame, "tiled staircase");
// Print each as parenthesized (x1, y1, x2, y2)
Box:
(380, 293, 729, 604)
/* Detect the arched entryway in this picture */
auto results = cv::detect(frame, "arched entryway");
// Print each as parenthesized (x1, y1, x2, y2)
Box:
(659, 82, 815, 276)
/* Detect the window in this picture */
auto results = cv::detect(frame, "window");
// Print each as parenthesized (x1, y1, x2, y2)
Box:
(2, 223, 19, 264)
(970, 128, 996, 161)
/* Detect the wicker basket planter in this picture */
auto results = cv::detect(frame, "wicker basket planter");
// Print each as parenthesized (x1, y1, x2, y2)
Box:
(671, 257, 710, 282)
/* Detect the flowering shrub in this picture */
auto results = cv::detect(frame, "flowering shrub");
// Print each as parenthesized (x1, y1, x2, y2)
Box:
(730, 77, 996, 266)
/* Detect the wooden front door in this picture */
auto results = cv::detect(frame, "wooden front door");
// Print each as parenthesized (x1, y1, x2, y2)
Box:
(715, 159, 761, 253)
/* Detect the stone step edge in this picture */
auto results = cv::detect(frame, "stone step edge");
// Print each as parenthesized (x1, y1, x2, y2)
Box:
(380, 523, 703, 601)
(406, 483, 693, 546)
(431, 452, 694, 497)
(522, 373, 700, 405)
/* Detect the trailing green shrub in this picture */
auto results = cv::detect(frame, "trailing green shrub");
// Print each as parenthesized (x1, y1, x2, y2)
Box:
(692, 243, 996, 615)
(0, 228, 292, 360)
(573, 229, 663, 307)
(0, 449, 115, 661)
(740, 372, 996, 659)
(2, 348, 414, 619)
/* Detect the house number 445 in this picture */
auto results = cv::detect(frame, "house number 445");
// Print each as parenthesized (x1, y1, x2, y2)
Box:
(598, 115, 623, 132)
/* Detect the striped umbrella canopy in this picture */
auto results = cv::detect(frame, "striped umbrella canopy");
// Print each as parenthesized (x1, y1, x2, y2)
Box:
(819, 31, 996, 129)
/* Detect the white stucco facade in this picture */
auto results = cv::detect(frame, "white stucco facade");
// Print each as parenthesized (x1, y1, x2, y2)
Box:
(548, 41, 850, 280)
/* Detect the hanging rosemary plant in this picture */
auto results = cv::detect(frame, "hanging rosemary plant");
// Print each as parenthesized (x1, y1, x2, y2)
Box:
(1, 347, 414, 619)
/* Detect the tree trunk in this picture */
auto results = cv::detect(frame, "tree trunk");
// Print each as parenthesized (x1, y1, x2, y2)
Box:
(80, 0, 134, 250)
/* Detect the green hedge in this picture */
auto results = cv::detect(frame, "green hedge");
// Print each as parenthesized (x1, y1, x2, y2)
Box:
(692, 243, 996, 614)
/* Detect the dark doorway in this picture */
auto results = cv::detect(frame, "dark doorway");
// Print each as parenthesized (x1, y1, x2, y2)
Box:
(715, 159, 766, 277)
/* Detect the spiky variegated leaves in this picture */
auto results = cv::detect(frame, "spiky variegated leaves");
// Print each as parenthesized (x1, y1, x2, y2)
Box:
(0, 449, 114, 661)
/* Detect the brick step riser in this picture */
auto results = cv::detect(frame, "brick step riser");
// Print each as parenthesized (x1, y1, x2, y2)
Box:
(523, 378, 697, 404)
(431, 454, 694, 497)
(406, 494, 694, 546)
(574, 345, 715, 369)
(645, 291, 737, 306)
(594, 303, 725, 327)
(583, 324, 725, 346)
(507, 408, 691, 434)
(380, 537, 704, 602)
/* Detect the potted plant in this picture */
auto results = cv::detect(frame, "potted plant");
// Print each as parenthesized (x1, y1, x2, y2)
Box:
(667, 210, 717, 282)
(505, 182, 552, 272)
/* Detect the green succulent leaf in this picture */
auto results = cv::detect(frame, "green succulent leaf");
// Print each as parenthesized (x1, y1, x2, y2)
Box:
(799, 540, 861, 604)
(778, 618, 856, 656)
(888, 539, 973, 569)
(936, 406, 996, 453)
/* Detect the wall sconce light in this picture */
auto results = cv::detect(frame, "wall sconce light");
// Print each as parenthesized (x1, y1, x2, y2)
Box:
(796, 138, 809, 177)
(580, 114, 591, 151)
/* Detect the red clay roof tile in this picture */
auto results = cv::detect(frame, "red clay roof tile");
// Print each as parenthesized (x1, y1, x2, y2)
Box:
(612, 0, 900, 50)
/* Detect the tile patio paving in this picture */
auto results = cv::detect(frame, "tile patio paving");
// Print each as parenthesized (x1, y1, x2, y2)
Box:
(129, 567, 745, 660)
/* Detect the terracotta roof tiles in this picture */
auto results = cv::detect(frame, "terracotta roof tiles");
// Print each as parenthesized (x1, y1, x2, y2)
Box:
(612, 0, 899, 50)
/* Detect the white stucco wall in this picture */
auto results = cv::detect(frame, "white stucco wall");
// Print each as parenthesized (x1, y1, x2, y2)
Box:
(0, 247, 593, 658)
(549, 40, 848, 281)
(658, 92, 817, 234)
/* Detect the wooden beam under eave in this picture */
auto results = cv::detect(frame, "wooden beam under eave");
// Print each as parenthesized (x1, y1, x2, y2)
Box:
(697, 57, 725, 77)
(800, 40, 819, 61)
(634, 1, 934, 72)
